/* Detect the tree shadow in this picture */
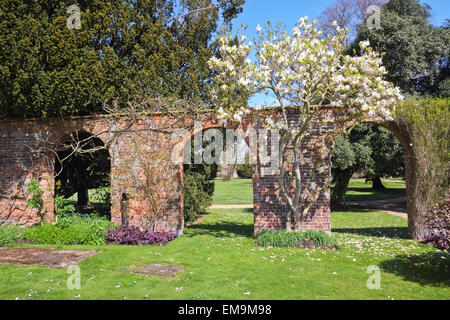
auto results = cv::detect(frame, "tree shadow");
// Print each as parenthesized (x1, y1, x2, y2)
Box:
(379, 251, 450, 287)
(332, 227, 409, 239)
(343, 187, 406, 202)
(333, 205, 376, 213)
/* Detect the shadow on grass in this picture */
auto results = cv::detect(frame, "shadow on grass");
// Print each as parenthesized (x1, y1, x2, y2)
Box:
(379, 251, 450, 287)
(333, 205, 375, 213)
(185, 221, 253, 238)
(343, 188, 406, 202)
(332, 227, 409, 239)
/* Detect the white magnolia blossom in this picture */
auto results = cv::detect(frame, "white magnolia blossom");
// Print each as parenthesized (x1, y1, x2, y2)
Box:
(208, 17, 404, 230)
(208, 17, 404, 125)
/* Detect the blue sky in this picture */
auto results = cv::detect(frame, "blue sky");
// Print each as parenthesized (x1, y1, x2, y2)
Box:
(230, 0, 449, 106)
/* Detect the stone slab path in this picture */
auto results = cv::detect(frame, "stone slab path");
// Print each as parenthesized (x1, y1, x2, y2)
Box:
(132, 264, 184, 277)
(0, 248, 102, 268)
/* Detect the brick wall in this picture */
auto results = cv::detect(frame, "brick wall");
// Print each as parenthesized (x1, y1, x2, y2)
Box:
(0, 108, 413, 238)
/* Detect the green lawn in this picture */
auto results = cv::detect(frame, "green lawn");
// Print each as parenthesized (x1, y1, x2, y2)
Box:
(0, 207, 448, 300)
(67, 187, 110, 205)
(341, 178, 406, 202)
(212, 178, 254, 204)
(212, 178, 406, 205)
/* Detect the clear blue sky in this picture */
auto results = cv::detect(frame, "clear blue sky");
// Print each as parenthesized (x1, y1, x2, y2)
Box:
(231, 0, 449, 107)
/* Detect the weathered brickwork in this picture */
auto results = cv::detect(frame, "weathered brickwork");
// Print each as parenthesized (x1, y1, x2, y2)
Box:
(0, 108, 416, 238)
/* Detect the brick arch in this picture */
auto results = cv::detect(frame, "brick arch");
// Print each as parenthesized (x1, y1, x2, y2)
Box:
(361, 120, 419, 238)
(53, 129, 112, 208)
(176, 117, 264, 232)
(328, 116, 417, 238)
(0, 108, 424, 239)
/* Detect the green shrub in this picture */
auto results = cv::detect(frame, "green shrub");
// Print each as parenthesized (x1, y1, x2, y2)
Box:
(256, 229, 335, 248)
(236, 164, 252, 179)
(183, 172, 212, 223)
(23, 213, 114, 245)
(257, 230, 305, 247)
(303, 230, 335, 248)
(54, 195, 76, 220)
(394, 98, 449, 206)
(0, 224, 22, 246)
(26, 180, 46, 224)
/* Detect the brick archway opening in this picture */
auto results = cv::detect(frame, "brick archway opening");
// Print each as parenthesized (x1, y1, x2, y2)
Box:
(330, 123, 406, 210)
(54, 131, 111, 216)
(181, 125, 256, 235)
(329, 122, 408, 237)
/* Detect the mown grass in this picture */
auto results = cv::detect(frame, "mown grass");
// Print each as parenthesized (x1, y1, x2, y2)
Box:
(212, 178, 406, 205)
(0, 208, 448, 300)
(341, 178, 406, 202)
(211, 178, 254, 204)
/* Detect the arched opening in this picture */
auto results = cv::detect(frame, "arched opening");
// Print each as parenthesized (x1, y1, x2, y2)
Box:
(54, 131, 111, 216)
(182, 126, 255, 237)
(330, 122, 408, 236)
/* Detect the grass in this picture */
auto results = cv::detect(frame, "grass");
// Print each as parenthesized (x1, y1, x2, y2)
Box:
(212, 178, 406, 205)
(0, 207, 448, 300)
(0, 176, 445, 300)
(340, 178, 406, 202)
(67, 187, 110, 205)
(212, 178, 254, 204)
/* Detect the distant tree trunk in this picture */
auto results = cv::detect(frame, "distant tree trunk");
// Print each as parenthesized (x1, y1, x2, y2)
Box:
(331, 169, 354, 210)
(371, 176, 386, 190)
(222, 164, 236, 181)
(76, 164, 90, 207)
(77, 186, 89, 207)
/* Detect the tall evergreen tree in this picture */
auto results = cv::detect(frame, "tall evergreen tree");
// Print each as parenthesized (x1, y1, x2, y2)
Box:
(0, 0, 244, 119)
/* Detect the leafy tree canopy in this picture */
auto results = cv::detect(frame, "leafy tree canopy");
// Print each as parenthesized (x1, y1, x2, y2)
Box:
(352, 0, 450, 96)
(0, 0, 244, 119)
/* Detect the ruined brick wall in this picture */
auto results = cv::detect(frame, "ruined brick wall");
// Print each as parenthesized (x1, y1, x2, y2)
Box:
(0, 108, 413, 238)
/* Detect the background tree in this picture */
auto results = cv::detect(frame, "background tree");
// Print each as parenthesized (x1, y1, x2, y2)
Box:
(319, 0, 388, 40)
(351, 0, 450, 96)
(359, 124, 404, 189)
(54, 132, 110, 209)
(330, 132, 372, 209)
(0, 0, 244, 119)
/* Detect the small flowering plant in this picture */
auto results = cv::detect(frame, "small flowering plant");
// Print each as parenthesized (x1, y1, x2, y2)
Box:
(208, 17, 404, 231)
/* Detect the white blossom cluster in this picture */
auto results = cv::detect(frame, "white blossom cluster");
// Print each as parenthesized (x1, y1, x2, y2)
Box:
(208, 17, 404, 126)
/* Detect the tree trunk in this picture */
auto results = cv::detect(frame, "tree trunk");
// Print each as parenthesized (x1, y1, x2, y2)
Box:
(77, 187, 89, 207)
(371, 176, 386, 190)
(222, 164, 236, 181)
(331, 169, 353, 210)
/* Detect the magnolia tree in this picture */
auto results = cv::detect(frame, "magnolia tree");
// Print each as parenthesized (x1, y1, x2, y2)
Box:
(208, 17, 404, 231)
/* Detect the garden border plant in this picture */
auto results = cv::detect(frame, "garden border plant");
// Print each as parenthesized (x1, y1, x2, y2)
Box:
(256, 229, 336, 249)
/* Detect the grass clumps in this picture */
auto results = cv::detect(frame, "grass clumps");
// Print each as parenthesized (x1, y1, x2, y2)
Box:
(0, 224, 22, 246)
(256, 229, 336, 249)
(23, 213, 114, 245)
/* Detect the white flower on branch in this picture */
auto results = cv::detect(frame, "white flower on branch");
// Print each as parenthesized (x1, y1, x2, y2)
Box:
(208, 16, 404, 231)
